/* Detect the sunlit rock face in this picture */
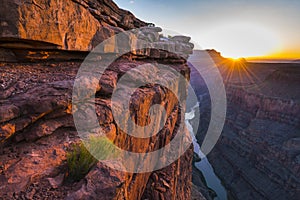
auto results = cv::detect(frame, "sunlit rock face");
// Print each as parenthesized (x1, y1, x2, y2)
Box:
(0, 0, 148, 51)
(0, 0, 196, 199)
(0, 0, 194, 62)
(0, 0, 193, 54)
(0, 56, 193, 200)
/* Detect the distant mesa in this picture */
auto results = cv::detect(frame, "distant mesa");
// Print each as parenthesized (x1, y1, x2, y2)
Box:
(191, 49, 247, 64)
(292, 59, 300, 63)
(205, 49, 223, 57)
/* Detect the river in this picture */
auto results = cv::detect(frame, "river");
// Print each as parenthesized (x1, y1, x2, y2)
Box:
(185, 103, 227, 200)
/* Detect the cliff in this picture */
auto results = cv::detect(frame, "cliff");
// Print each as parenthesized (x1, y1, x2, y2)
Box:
(190, 52, 300, 200)
(0, 58, 193, 200)
(0, 1, 195, 199)
(0, 0, 147, 51)
(209, 72, 300, 199)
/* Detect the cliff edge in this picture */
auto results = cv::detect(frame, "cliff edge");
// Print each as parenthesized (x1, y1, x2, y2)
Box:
(0, 0, 196, 199)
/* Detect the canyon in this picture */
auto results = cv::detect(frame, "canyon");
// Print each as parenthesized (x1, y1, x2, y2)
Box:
(1, 0, 299, 199)
(189, 50, 300, 200)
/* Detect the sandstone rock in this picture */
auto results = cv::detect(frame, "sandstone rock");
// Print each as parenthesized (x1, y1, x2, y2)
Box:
(0, 128, 77, 198)
(170, 35, 191, 43)
(0, 0, 148, 51)
(153, 41, 176, 53)
(25, 115, 74, 141)
(142, 144, 194, 200)
(47, 173, 65, 189)
(145, 32, 160, 42)
(0, 0, 98, 51)
(175, 42, 193, 54)
(0, 0, 195, 62)
(0, 104, 20, 123)
(140, 26, 163, 33)
(0, 0, 196, 199)
(0, 53, 193, 199)
(99, 70, 118, 95)
(66, 161, 127, 200)
(0, 48, 17, 62)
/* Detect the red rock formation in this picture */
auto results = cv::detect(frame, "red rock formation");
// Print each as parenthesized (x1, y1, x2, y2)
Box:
(0, 0, 148, 51)
(0, 51, 195, 199)
(0, 1, 198, 199)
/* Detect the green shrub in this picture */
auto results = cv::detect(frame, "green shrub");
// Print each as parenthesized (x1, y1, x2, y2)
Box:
(87, 136, 119, 160)
(66, 136, 119, 182)
(66, 142, 97, 182)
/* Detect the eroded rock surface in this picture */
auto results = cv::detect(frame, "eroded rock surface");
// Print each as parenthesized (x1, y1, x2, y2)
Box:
(0, 0, 147, 51)
(0, 0, 194, 63)
(0, 0, 198, 199)
(0, 52, 194, 199)
(209, 85, 300, 199)
(189, 50, 300, 200)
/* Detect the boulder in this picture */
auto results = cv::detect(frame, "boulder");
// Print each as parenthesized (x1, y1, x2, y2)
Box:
(170, 35, 191, 43)
(0, 48, 17, 62)
(145, 32, 160, 42)
(140, 26, 163, 33)
(0, 0, 148, 51)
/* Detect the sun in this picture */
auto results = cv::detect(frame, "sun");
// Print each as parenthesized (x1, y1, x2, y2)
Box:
(228, 57, 246, 63)
(200, 22, 279, 59)
(230, 57, 242, 60)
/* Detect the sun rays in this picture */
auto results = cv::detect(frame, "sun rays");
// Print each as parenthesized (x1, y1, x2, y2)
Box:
(215, 58, 261, 89)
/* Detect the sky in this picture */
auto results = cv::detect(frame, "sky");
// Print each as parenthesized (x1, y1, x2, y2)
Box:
(114, 0, 300, 59)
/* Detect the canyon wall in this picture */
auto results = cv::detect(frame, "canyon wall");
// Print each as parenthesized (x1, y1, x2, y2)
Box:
(0, 56, 194, 200)
(0, 1, 197, 199)
(209, 84, 300, 199)
(190, 51, 300, 200)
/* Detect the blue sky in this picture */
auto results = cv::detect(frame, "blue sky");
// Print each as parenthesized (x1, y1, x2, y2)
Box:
(114, 0, 300, 58)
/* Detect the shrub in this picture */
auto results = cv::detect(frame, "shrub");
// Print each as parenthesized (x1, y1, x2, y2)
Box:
(66, 136, 118, 182)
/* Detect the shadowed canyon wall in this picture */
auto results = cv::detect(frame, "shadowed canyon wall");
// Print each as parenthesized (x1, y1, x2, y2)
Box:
(190, 50, 300, 200)
(209, 84, 300, 199)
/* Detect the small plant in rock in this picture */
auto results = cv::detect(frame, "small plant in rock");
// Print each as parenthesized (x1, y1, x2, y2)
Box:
(66, 136, 119, 182)
(87, 136, 119, 160)
(66, 142, 97, 182)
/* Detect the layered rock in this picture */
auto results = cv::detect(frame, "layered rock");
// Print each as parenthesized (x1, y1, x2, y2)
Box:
(0, 0, 198, 199)
(189, 52, 300, 200)
(0, 0, 193, 63)
(0, 0, 147, 51)
(0, 52, 194, 199)
(0, 21, 195, 200)
(209, 83, 300, 200)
